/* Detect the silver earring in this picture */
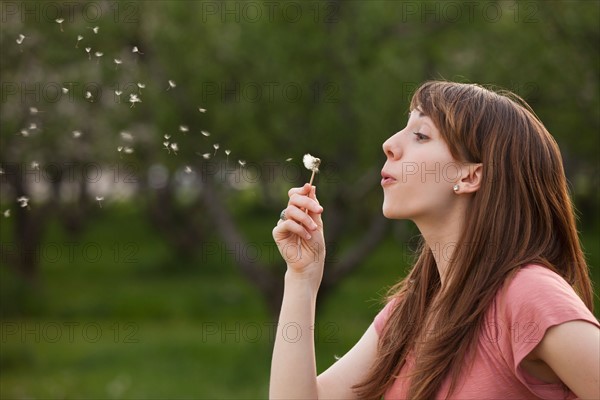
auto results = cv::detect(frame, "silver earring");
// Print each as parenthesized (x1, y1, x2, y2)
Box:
(453, 184, 459, 192)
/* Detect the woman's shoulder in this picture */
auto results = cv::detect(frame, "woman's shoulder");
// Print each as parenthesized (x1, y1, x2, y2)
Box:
(495, 263, 597, 327)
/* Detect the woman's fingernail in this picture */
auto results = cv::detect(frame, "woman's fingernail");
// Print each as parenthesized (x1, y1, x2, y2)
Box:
(306, 233, 312, 240)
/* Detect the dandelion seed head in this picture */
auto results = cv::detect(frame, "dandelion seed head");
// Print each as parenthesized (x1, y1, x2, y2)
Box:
(201, 130, 210, 137)
(303, 153, 321, 173)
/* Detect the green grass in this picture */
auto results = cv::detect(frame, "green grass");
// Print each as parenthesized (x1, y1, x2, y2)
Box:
(0, 205, 597, 399)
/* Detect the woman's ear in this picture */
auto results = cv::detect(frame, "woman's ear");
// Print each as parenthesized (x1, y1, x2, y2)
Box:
(458, 163, 483, 194)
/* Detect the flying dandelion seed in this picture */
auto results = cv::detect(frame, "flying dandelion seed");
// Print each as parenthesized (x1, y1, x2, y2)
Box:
(137, 82, 145, 94)
(29, 123, 37, 130)
(85, 47, 92, 60)
(179, 125, 189, 133)
(75, 35, 83, 48)
(213, 143, 219, 156)
(114, 90, 122, 103)
(163, 134, 171, 140)
(225, 149, 231, 164)
(95, 196, 104, 208)
(31, 161, 39, 170)
(91, 26, 99, 34)
(163, 141, 170, 153)
(202, 153, 211, 160)
(286, 157, 293, 162)
(17, 196, 29, 208)
(201, 130, 210, 137)
(19, 129, 29, 137)
(85, 91, 93, 102)
(238, 160, 246, 167)
(128, 93, 141, 108)
(29, 107, 40, 115)
(132, 46, 143, 54)
(117, 146, 123, 153)
(167, 80, 176, 90)
(3, 209, 10, 218)
(0, 168, 4, 174)
(124, 147, 134, 154)
(95, 51, 103, 64)
(114, 58, 122, 69)
(16, 34, 25, 45)
(62, 87, 69, 94)
(185, 166, 192, 173)
(170, 143, 179, 155)
(198, 107, 206, 113)
(72, 130, 82, 138)
(55, 18, 64, 32)
(120, 131, 133, 141)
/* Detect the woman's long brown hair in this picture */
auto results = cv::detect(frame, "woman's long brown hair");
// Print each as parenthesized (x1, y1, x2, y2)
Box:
(353, 81, 594, 399)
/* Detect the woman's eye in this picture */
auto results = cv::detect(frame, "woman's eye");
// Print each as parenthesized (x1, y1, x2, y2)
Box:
(413, 132, 428, 142)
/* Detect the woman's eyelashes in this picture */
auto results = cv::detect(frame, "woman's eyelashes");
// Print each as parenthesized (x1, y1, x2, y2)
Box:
(413, 132, 429, 142)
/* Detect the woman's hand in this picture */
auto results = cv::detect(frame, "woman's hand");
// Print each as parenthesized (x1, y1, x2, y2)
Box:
(272, 183, 325, 286)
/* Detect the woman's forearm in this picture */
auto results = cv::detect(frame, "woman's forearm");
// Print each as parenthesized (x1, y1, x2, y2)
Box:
(269, 271, 320, 399)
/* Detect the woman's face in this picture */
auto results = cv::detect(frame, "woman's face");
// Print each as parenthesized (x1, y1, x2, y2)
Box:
(381, 109, 461, 222)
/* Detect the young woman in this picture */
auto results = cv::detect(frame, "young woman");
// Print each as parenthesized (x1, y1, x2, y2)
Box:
(270, 81, 599, 399)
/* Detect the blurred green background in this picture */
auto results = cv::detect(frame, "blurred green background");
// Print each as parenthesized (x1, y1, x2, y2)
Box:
(1, 1, 598, 398)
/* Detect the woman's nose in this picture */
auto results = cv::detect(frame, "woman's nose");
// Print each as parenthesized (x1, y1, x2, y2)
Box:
(382, 131, 402, 160)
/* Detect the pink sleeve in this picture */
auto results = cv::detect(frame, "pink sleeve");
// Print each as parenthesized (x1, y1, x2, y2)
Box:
(498, 265, 599, 394)
(374, 298, 399, 336)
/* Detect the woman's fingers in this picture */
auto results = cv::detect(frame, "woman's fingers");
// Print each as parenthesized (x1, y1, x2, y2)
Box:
(284, 205, 319, 231)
